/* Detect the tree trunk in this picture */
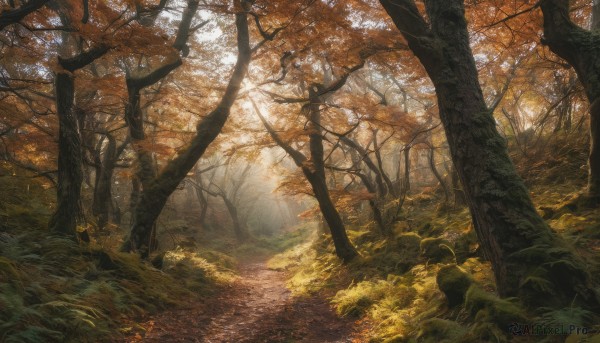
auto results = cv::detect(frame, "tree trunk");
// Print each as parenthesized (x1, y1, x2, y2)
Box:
(304, 171, 359, 261)
(222, 196, 248, 241)
(428, 145, 449, 203)
(129, 176, 140, 221)
(122, 2, 251, 257)
(48, 72, 83, 237)
(541, 0, 600, 201)
(92, 135, 116, 230)
(197, 187, 208, 227)
(402, 146, 411, 193)
(305, 87, 359, 262)
(380, 0, 597, 308)
(125, 85, 157, 189)
(450, 163, 466, 206)
(49, 43, 109, 238)
(355, 171, 390, 236)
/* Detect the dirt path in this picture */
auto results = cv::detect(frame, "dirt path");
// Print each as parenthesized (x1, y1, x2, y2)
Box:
(129, 261, 362, 342)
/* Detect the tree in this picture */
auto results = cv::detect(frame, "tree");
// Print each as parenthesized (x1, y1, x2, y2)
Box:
(208, 162, 253, 241)
(254, 85, 359, 261)
(121, 0, 253, 257)
(540, 0, 600, 202)
(44, 1, 111, 238)
(49, 44, 109, 238)
(378, 0, 597, 308)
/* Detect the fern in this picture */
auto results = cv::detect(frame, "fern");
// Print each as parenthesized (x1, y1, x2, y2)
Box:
(538, 306, 594, 327)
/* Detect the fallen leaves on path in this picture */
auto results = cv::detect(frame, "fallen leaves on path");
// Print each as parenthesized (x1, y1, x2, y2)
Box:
(123, 261, 365, 342)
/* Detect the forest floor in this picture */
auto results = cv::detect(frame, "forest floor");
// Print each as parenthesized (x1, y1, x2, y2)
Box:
(124, 258, 364, 342)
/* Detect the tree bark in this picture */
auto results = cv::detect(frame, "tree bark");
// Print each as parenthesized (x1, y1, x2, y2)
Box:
(541, 0, 600, 201)
(450, 162, 466, 206)
(380, 0, 597, 308)
(122, 1, 252, 257)
(48, 72, 83, 237)
(92, 134, 116, 230)
(49, 45, 109, 238)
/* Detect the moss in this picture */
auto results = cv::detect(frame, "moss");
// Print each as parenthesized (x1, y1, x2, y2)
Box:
(0, 256, 23, 289)
(333, 280, 392, 317)
(436, 265, 473, 307)
(0, 229, 232, 342)
(417, 318, 467, 343)
(464, 285, 527, 328)
(420, 237, 454, 263)
(395, 233, 421, 252)
(418, 223, 444, 237)
(453, 228, 479, 263)
(381, 334, 410, 343)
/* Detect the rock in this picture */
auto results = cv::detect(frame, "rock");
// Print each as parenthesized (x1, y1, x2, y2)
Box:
(436, 264, 473, 307)
(420, 237, 454, 263)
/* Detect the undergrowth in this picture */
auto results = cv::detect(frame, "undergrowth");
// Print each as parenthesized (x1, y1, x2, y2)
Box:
(0, 169, 236, 342)
(271, 181, 600, 342)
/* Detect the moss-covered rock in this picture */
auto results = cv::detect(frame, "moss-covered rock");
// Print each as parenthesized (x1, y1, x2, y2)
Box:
(436, 264, 473, 307)
(417, 318, 467, 343)
(453, 228, 479, 263)
(420, 237, 454, 263)
(464, 285, 527, 328)
(395, 232, 421, 252)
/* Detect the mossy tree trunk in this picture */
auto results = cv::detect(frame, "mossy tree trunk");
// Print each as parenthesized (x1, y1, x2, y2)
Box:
(49, 45, 109, 238)
(450, 163, 466, 206)
(121, 1, 252, 257)
(379, 0, 597, 308)
(541, 0, 600, 202)
(49, 72, 82, 237)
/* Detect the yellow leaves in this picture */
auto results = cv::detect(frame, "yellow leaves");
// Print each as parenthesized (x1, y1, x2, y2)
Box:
(331, 188, 375, 215)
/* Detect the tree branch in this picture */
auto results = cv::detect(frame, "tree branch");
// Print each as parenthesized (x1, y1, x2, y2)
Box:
(0, 0, 50, 30)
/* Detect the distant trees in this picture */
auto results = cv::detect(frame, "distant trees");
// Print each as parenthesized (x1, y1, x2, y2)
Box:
(121, 0, 253, 257)
(378, 0, 597, 308)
